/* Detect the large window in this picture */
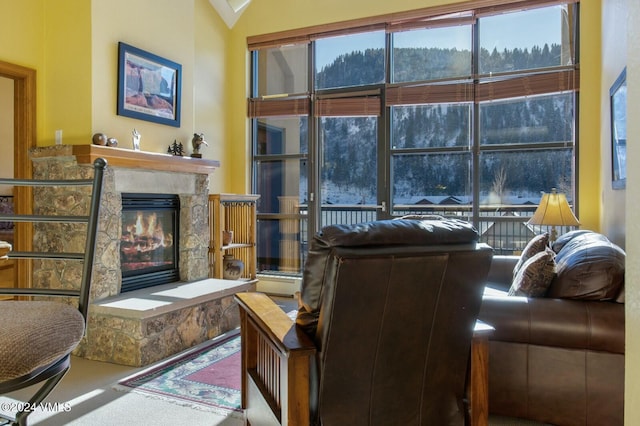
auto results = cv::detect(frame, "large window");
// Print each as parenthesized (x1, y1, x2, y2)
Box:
(250, 1, 580, 275)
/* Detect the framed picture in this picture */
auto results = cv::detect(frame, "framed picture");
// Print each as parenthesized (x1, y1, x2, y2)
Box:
(117, 42, 181, 127)
(610, 67, 627, 190)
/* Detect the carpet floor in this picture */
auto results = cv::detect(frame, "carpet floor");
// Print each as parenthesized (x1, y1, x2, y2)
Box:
(115, 330, 242, 417)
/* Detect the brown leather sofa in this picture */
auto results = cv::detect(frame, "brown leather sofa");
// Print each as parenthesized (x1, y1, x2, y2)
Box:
(478, 230, 625, 426)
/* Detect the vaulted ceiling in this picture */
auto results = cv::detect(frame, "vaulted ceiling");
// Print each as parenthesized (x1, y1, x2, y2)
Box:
(208, 0, 251, 28)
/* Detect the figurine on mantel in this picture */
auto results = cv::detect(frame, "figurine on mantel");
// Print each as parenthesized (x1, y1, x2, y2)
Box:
(168, 140, 184, 156)
(191, 133, 208, 158)
(92, 133, 107, 146)
(132, 128, 141, 151)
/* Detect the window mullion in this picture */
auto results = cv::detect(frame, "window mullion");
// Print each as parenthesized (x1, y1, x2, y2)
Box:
(472, 11, 481, 230)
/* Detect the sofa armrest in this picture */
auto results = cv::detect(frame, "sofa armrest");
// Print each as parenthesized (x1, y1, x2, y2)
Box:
(479, 295, 624, 354)
(485, 255, 518, 292)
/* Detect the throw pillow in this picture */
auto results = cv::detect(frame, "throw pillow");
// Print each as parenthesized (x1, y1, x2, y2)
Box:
(513, 232, 549, 278)
(508, 248, 556, 297)
(547, 234, 625, 301)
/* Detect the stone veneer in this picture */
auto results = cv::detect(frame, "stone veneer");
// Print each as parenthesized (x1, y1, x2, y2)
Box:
(29, 146, 254, 367)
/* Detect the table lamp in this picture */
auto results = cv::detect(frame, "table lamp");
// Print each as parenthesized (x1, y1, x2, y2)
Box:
(527, 188, 580, 243)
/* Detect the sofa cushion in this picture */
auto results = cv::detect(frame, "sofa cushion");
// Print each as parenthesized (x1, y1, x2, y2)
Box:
(513, 232, 549, 278)
(551, 229, 596, 253)
(547, 232, 625, 301)
(508, 248, 555, 297)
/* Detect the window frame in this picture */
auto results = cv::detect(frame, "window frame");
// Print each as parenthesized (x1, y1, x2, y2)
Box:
(249, 0, 580, 274)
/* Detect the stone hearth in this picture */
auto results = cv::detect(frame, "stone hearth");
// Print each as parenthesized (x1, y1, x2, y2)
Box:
(29, 145, 255, 366)
(85, 278, 254, 366)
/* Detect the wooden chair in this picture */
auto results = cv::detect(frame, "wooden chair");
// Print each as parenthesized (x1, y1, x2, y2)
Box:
(0, 158, 106, 426)
(236, 218, 493, 425)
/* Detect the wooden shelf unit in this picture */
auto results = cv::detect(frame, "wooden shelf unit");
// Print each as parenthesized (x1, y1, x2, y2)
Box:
(208, 194, 260, 280)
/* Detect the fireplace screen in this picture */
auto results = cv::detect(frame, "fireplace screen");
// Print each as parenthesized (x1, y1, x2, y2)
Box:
(121, 193, 180, 292)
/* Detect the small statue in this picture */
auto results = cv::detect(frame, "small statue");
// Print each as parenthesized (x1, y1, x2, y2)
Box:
(132, 128, 141, 151)
(191, 133, 208, 158)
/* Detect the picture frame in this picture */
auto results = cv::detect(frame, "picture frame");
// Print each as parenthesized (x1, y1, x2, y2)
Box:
(610, 67, 627, 190)
(117, 42, 181, 127)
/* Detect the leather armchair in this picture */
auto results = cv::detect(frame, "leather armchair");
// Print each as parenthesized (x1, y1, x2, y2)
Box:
(236, 218, 493, 425)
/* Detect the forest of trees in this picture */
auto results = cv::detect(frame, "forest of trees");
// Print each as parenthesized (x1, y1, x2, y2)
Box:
(315, 44, 574, 205)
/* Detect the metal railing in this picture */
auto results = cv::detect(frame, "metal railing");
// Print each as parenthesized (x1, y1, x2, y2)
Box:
(257, 203, 577, 275)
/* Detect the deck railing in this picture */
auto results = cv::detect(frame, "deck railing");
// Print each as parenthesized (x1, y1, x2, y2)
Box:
(257, 204, 577, 275)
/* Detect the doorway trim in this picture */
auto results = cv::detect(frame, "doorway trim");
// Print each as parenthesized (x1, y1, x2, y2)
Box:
(0, 60, 36, 289)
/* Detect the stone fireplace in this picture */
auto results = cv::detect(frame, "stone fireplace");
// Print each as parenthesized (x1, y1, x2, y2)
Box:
(29, 145, 256, 367)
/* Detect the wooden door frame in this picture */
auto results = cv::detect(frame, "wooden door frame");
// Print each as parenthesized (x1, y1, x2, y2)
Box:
(1, 60, 36, 289)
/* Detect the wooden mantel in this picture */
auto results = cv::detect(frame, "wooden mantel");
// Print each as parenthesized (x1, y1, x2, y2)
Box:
(72, 144, 220, 174)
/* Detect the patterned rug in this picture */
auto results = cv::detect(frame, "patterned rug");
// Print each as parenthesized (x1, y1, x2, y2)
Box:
(116, 331, 242, 417)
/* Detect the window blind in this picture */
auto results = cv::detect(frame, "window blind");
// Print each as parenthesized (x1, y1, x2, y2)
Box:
(248, 97, 310, 118)
(475, 69, 580, 102)
(315, 96, 381, 117)
(386, 82, 474, 106)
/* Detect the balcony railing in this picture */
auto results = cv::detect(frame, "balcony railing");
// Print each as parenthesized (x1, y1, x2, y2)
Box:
(257, 203, 577, 275)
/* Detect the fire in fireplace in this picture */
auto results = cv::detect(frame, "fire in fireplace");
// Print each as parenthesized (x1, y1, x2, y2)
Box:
(120, 193, 180, 292)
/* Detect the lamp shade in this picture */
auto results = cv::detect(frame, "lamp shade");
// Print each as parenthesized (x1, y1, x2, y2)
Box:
(527, 189, 580, 227)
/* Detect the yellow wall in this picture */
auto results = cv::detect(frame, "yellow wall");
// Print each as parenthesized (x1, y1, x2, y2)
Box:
(0, 0, 91, 146)
(43, 0, 92, 145)
(0, 0, 46, 142)
(229, 0, 603, 231)
(579, 1, 602, 234)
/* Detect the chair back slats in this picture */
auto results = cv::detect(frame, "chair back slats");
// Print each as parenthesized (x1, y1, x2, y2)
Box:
(6, 252, 84, 260)
(251, 331, 283, 414)
(0, 158, 106, 320)
(0, 214, 90, 223)
(0, 288, 80, 297)
(0, 178, 94, 186)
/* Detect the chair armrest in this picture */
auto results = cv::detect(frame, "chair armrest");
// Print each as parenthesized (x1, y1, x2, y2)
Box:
(235, 292, 315, 354)
(235, 292, 316, 426)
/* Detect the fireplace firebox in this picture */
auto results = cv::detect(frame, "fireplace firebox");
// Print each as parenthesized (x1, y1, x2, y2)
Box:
(120, 193, 180, 292)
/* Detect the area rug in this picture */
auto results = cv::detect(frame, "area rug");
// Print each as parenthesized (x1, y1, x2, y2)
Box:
(115, 331, 242, 417)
